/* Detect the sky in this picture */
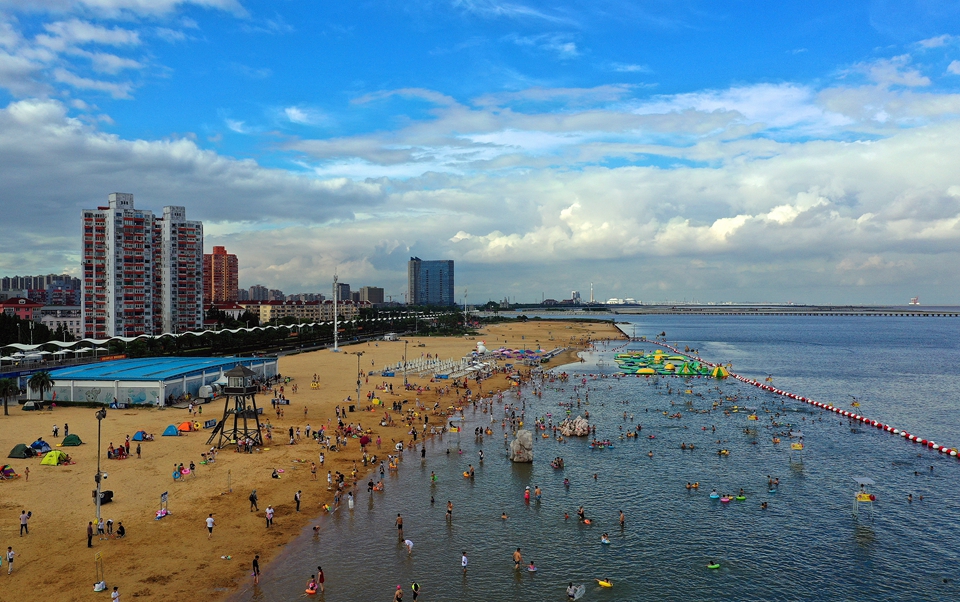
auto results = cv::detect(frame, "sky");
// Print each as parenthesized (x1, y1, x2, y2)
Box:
(2, 1, 960, 305)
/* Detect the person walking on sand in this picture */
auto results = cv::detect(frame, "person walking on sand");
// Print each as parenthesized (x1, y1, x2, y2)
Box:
(111, 586, 120, 601)
(265, 505, 274, 528)
(252, 555, 260, 585)
(206, 514, 215, 539)
(249, 490, 258, 511)
(295, 490, 302, 512)
(6, 547, 14, 574)
(87, 521, 94, 547)
(19, 510, 28, 536)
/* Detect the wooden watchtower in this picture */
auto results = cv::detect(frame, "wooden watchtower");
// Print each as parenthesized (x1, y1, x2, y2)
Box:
(207, 365, 263, 449)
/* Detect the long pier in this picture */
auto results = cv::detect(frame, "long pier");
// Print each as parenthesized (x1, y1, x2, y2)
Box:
(611, 305, 960, 317)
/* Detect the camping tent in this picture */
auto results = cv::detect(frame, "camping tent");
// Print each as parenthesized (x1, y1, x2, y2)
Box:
(21, 401, 41, 411)
(62, 434, 83, 446)
(177, 421, 194, 432)
(40, 450, 68, 465)
(30, 440, 52, 454)
(1, 464, 18, 479)
(8, 444, 34, 459)
(131, 430, 147, 441)
(162, 424, 180, 437)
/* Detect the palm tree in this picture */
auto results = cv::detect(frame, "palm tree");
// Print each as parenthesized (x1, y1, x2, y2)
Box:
(27, 371, 54, 403)
(0, 378, 18, 416)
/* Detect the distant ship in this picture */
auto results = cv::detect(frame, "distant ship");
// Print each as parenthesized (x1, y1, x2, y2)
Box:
(909, 297, 919, 305)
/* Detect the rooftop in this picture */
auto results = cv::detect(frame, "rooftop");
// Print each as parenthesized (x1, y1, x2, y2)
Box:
(47, 356, 272, 382)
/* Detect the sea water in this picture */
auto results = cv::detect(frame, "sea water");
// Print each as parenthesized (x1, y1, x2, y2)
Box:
(232, 315, 960, 601)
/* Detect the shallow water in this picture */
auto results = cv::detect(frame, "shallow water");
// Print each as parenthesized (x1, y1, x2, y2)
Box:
(232, 316, 960, 601)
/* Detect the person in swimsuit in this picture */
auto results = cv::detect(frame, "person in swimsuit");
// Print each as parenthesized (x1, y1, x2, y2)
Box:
(396, 513, 403, 539)
(394, 585, 403, 601)
(306, 576, 317, 591)
(513, 547, 522, 569)
(316, 566, 325, 592)
(446, 501, 453, 520)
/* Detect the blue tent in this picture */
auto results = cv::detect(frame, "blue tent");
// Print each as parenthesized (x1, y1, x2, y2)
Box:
(132, 430, 147, 441)
(30, 440, 52, 453)
(162, 425, 179, 437)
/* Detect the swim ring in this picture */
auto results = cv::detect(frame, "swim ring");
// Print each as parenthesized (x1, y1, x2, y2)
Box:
(709, 493, 720, 499)
(306, 588, 317, 595)
(597, 580, 613, 588)
(735, 495, 746, 501)
(707, 563, 720, 570)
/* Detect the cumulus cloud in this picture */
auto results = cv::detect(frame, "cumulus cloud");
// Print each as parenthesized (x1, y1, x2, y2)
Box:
(851, 54, 931, 88)
(949, 60, 960, 75)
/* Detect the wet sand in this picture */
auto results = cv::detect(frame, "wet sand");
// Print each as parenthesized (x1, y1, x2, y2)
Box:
(0, 319, 621, 601)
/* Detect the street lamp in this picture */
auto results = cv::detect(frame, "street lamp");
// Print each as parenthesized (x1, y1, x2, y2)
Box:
(351, 351, 364, 402)
(403, 339, 408, 388)
(94, 407, 107, 523)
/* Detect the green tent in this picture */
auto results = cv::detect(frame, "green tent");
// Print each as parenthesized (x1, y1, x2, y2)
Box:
(40, 450, 68, 466)
(8, 444, 34, 459)
(61, 434, 83, 446)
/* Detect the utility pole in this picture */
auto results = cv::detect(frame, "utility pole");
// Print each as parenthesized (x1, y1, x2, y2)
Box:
(332, 273, 339, 352)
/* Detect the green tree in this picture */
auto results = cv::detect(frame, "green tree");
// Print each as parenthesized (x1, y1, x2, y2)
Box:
(27, 371, 54, 402)
(0, 378, 18, 416)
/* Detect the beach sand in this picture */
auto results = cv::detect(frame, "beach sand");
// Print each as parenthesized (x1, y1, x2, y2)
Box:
(0, 319, 622, 601)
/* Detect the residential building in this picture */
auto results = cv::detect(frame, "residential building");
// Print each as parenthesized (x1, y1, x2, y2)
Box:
(81, 193, 203, 338)
(408, 257, 455, 305)
(203, 245, 238, 303)
(335, 282, 351, 302)
(0, 297, 43, 321)
(359, 286, 384, 304)
(160, 205, 204, 334)
(39, 305, 83, 339)
(248, 285, 269, 301)
(237, 288, 250, 301)
(242, 299, 370, 325)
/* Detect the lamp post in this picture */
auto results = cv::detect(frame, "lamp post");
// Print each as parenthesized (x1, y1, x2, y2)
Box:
(95, 407, 107, 523)
(351, 351, 364, 403)
(403, 339, 408, 388)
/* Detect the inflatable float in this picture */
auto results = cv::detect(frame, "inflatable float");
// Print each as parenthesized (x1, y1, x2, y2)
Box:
(596, 579, 613, 588)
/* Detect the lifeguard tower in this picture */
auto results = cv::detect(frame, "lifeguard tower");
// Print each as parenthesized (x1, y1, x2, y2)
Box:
(852, 477, 877, 519)
(207, 365, 263, 449)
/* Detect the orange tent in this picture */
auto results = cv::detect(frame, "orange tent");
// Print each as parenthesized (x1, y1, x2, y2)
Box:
(177, 421, 194, 432)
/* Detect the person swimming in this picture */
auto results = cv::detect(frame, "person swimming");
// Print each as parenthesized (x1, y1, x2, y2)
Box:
(600, 533, 610, 544)
(501, 511, 509, 520)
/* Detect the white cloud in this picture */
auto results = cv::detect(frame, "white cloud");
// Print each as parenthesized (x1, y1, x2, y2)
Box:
(283, 106, 326, 126)
(0, 0, 245, 18)
(38, 19, 141, 51)
(53, 67, 132, 98)
(505, 33, 580, 59)
(917, 34, 958, 49)
(852, 54, 931, 88)
(949, 60, 960, 75)
(610, 63, 651, 73)
(225, 119, 248, 133)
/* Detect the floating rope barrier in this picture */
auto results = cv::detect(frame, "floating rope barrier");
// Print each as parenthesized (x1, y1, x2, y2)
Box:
(635, 339, 960, 458)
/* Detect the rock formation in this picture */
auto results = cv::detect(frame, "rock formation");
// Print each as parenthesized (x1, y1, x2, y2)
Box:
(509, 429, 534, 462)
(559, 416, 590, 437)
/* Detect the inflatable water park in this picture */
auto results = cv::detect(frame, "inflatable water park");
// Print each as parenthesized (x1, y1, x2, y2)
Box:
(614, 349, 727, 378)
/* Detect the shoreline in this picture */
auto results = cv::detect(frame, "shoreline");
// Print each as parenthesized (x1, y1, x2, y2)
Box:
(0, 320, 623, 602)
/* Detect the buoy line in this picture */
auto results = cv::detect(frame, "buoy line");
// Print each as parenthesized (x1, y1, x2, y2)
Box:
(636, 340, 960, 459)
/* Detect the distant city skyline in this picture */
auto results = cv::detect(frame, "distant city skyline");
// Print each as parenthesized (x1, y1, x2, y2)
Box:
(1, 2, 960, 305)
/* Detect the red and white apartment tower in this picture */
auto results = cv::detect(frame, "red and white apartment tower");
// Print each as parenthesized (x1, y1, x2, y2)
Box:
(82, 193, 203, 338)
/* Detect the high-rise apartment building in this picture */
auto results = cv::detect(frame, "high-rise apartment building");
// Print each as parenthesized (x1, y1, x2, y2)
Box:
(407, 257, 455, 305)
(335, 282, 351, 301)
(359, 286, 384, 304)
(160, 206, 204, 333)
(81, 193, 203, 338)
(248, 285, 269, 301)
(203, 245, 239, 303)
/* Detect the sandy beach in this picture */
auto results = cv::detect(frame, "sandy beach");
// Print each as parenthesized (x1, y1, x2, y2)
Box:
(0, 319, 622, 601)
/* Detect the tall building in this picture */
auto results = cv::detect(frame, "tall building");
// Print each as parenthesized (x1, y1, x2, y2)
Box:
(408, 257, 455, 306)
(203, 245, 238, 304)
(160, 206, 204, 334)
(359, 286, 384, 304)
(81, 193, 203, 338)
(248, 285, 269, 301)
(335, 282, 351, 301)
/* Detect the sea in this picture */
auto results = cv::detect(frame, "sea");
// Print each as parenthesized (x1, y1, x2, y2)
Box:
(231, 314, 960, 601)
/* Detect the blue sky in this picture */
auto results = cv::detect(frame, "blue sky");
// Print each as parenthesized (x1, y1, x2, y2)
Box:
(2, 1, 960, 304)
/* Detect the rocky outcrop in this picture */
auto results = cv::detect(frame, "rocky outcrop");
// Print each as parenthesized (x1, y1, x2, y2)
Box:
(509, 429, 534, 463)
(559, 416, 590, 437)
